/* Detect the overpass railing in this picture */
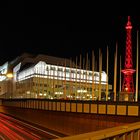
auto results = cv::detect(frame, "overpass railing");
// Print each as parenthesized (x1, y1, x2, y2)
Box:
(1, 98, 140, 117)
(54, 121, 140, 140)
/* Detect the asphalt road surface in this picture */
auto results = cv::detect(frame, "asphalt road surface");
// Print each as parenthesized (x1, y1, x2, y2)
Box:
(0, 113, 61, 140)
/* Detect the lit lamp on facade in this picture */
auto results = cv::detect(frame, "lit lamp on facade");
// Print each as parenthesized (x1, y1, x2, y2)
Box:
(125, 87, 128, 92)
(6, 73, 13, 78)
(0, 72, 13, 79)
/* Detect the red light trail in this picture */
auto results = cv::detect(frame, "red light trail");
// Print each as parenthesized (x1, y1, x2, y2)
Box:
(0, 113, 60, 140)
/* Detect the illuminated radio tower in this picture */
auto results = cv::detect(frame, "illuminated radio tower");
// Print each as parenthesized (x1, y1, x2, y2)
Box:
(122, 16, 135, 92)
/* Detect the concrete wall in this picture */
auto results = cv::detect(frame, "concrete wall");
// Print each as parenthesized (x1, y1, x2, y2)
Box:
(2, 99, 140, 116)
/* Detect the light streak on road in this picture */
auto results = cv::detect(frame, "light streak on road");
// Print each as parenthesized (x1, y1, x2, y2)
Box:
(0, 113, 61, 140)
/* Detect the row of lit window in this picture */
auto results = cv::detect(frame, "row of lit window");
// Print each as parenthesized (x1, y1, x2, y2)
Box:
(46, 66, 100, 76)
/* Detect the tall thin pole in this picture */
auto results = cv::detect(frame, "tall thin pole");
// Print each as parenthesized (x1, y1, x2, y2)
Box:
(114, 43, 118, 101)
(56, 63, 58, 98)
(135, 30, 139, 102)
(86, 53, 88, 100)
(83, 57, 85, 100)
(106, 46, 109, 101)
(34, 67, 36, 98)
(95, 60, 97, 92)
(48, 66, 51, 99)
(57, 65, 60, 99)
(88, 58, 90, 99)
(42, 63, 45, 98)
(70, 58, 72, 99)
(64, 59, 66, 99)
(38, 65, 41, 98)
(30, 68, 32, 98)
(99, 49, 102, 101)
(75, 56, 77, 100)
(46, 66, 49, 99)
(52, 64, 55, 99)
(79, 54, 82, 100)
(72, 60, 74, 99)
(92, 50, 95, 100)
(119, 55, 122, 92)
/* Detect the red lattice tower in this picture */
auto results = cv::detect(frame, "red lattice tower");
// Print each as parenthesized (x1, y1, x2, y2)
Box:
(121, 16, 135, 92)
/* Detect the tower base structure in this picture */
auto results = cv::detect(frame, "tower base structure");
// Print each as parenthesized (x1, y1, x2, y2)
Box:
(119, 92, 134, 102)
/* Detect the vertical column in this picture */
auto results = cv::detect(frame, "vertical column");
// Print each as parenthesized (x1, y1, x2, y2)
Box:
(55, 63, 59, 99)
(119, 55, 122, 93)
(29, 69, 32, 98)
(53, 65, 55, 99)
(79, 54, 82, 100)
(86, 53, 88, 100)
(114, 43, 118, 101)
(135, 30, 139, 102)
(92, 50, 95, 100)
(75, 57, 77, 100)
(106, 46, 109, 101)
(99, 49, 102, 101)
(82, 57, 85, 100)
(38, 65, 41, 98)
(64, 59, 66, 99)
(69, 59, 72, 99)
(37, 66, 39, 98)
(42, 63, 45, 98)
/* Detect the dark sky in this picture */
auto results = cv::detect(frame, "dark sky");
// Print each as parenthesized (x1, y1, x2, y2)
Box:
(0, 2, 140, 87)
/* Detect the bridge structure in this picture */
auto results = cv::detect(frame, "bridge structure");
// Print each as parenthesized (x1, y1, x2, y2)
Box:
(1, 98, 140, 139)
(0, 16, 139, 139)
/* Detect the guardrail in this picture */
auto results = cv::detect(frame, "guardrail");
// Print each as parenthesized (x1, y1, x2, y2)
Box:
(54, 121, 140, 140)
(1, 99, 140, 117)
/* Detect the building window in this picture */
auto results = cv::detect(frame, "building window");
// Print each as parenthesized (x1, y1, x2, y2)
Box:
(46, 66, 49, 70)
(65, 69, 70, 73)
(50, 67, 56, 70)
(71, 70, 75, 73)
(89, 72, 92, 76)
(83, 72, 87, 75)
(94, 73, 99, 77)
(58, 68, 63, 71)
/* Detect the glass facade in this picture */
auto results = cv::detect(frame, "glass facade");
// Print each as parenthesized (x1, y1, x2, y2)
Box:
(11, 61, 112, 100)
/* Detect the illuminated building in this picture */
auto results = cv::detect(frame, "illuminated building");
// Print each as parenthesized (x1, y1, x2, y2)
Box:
(122, 16, 135, 92)
(0, 53, 112, 100)
(120, 16, 135, 101)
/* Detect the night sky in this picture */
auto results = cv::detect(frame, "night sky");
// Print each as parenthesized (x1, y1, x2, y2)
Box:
(0, 2, 140, 87)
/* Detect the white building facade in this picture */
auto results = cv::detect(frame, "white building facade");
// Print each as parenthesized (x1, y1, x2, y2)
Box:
(0, 53, 112, 100)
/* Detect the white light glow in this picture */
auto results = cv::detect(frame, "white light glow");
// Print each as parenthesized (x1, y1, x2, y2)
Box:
(17, 61, 107, 84)
(77, 90, 87, 93)
(6, 73, 13, 78)
(0, 62, 8, 81)
(55, 92, 63, 95)
(26, 91, 30, 94)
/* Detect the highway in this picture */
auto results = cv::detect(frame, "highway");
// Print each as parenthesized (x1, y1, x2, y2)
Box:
(0, 113, 61, 140)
